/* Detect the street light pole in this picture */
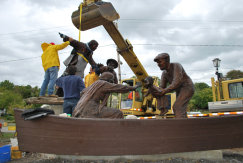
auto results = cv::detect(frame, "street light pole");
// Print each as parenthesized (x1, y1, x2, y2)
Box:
(212, 58, 222, 100)
(216, 67, 219, 81)
(212, 58, 221, 80)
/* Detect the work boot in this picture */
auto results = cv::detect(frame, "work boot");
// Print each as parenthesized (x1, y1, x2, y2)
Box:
(48, 94, 58, 98)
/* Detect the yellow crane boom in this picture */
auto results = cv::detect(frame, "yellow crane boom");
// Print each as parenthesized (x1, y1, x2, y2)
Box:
(71, 1, 148, 83)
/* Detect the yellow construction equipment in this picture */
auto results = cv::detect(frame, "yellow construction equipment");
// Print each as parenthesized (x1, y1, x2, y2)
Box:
(72, 1, 119, 31)
(209, 77, 243, 112)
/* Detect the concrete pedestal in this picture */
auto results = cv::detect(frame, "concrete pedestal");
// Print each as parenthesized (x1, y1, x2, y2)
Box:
(40, 150, 223, 161)
(50, 105, 63, 115)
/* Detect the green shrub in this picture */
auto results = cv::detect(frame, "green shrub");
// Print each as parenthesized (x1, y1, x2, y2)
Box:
(190, 88, 213, 110)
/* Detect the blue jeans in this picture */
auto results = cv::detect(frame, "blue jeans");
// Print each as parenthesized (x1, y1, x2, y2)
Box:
(63, 98, 79, 116)
(39, 66, 59, 96)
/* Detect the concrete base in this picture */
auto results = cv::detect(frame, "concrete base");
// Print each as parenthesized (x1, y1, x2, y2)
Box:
(44, 150, 223, 161)
(50, 105, 63, 115)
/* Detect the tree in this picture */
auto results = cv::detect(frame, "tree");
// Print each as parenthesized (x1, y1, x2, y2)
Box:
(225, 70, 243, 79)
(0, 89, 24, 114)
(15, 85, 32, 99)
(194, 82, 210, 92)
(188, 82, 213, 110)
(190, 88, 213, 110)
(0, 80, 41, 115)
(0, 80, 14, 90)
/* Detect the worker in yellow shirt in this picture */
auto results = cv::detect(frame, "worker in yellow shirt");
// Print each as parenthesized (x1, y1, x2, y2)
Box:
(39, 37, 72, 97)
(84, 67, 99, 87)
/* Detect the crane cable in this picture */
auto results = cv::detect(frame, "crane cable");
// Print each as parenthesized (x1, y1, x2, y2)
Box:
(77, 3, 89, 63)
(79, 3, 83, 41)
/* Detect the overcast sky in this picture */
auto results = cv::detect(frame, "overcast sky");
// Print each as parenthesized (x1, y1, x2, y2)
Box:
(1, 0, 243, 87)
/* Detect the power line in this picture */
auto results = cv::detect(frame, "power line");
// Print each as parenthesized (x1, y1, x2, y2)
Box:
(132, 44, 243, 47)
(0, 25, 70, 36)
(1, 19, 243, 37)
(0, 45, 114, 64)
(0, 51, 70, 64)
(99, 43, 243, 47)
(1, 43, 243, 64)
(120, 19, 243, 23)
(0, 56, 40, 64)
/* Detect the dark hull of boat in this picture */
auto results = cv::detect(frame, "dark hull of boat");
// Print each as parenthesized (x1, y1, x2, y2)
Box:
(14, 109, 243, 156)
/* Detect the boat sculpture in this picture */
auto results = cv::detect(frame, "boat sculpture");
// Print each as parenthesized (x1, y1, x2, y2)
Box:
(14, 108, 243, 155)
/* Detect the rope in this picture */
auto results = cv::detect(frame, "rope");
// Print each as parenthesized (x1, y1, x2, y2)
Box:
(79, 3, 83, 41)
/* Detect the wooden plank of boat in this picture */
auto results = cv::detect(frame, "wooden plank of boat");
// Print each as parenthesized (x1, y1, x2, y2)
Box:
(14, 108, 243, 156)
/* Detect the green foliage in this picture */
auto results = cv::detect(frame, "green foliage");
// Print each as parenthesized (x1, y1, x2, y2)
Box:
(0, 132, 15, 146)
(226, 70, 243, 79)
(187, 82, 213, 111)
(5, 115, 15, 121)
(190, 88, 213, 110)
(0, 80, 40, 115)
(0, 80, 14, 90)
(14, 85, 32, 99)
(194, 82, 209, 92)
(0, 132, 15, 139)
(14, 85, 39, 98)
(0, 89, 24, 114)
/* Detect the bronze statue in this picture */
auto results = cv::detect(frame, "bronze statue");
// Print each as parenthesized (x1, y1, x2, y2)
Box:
(59, 33, 98, 78)
(149, 53, 194, 118)
(73, 72, 140, 119)
(97, 58, 119, 84)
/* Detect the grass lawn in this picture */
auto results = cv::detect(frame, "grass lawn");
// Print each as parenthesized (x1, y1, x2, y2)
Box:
(0, 132, 15, 146)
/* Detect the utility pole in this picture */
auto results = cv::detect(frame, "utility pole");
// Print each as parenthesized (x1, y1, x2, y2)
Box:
(115, 22, 122, 84)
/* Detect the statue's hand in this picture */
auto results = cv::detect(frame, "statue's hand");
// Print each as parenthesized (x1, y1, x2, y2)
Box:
(151, 88, 166, 97)
(59, 32, 69, 42)
(133, 83, 142, 90)
(99, 66, 108, 73)
(59, 32, 66, 38)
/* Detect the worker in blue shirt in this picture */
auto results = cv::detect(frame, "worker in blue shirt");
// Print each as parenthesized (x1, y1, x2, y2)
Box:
(56, 66, 85, 116)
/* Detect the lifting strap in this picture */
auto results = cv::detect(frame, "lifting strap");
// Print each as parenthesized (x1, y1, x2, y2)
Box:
(79, 3, 83, 41)
(77, 3, 88, 63)
(77, 52, 88, 63)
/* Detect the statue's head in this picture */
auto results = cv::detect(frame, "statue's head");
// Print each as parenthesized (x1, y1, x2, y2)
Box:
(154, 53, 170, 70)
(144, 76, 154, 88)
(88, 40, 98, 51)
(99, 72, 114, 83)
(106, 58, 118, 69)
(67, 65, 77, 75)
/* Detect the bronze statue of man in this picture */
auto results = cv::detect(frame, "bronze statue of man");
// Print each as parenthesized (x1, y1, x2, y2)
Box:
(151, 53, 194, 118)
(99, 58, 119, 84)
(73, 72, 140, 119)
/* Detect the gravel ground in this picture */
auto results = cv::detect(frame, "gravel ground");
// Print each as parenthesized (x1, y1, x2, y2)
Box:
(8, 150, 243, 163)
